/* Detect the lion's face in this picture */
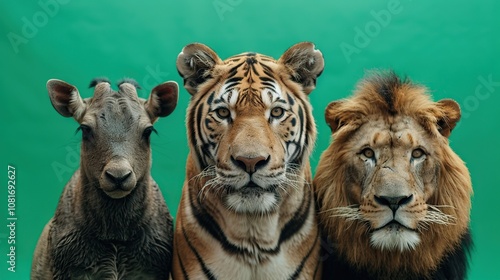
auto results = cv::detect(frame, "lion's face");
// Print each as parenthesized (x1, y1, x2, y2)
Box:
(338, 115, 452, 251)
(314, 72, 472, 275)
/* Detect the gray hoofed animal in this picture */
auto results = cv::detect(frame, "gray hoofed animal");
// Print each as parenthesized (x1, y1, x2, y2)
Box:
(31, 78, 178, 279)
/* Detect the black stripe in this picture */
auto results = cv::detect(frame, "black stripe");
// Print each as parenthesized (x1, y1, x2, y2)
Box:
(260, 61, 276, 79)
(189, 97, 208, 168)
(188, 105, 200, 167)
(188, 177, 313, 257)
(207, 91, 215, 105)
(279, 181, 311, 244)
(188, 188, 250, 255)
(261, 81, 276, 89)
(287, 230, 319, 280)
(196, 103, 204, 145)
(225, 77, 243, 84)
(289, 105, 305, 165)
(249, 62, 260, 76)
(302, 100, 314, 164)
(225, 83, 240, 92)
(260, 76, 275, 83)
(177, 246, 189, 280)
(205, 118, 215, 132)
(182, 224, 217, 280)
(228, 61, 245, 77)
(196, 103, 211, 167)
(286, 142, 301, 164)
(286, 92, 295, 106)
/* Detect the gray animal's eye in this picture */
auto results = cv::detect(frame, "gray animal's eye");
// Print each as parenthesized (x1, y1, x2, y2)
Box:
(142, 126, 157, 140)
(77, 124, 93, 141)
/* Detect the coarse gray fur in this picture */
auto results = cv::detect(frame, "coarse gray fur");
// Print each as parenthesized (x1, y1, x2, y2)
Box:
(31, 78, 178, 279)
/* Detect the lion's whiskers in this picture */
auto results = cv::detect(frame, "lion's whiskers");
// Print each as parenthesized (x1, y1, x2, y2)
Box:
(322, 206, 363, 222)
(420, 205, 456, 226)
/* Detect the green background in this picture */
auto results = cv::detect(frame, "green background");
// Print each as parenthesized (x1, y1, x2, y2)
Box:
(1, 0, 498, 279)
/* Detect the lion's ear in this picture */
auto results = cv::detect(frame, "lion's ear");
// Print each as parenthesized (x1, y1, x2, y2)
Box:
(436, 99, 461, 138)
(325, 100, 346, 133)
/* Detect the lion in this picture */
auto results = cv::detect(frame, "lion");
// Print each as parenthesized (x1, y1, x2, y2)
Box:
(313, 71, 473, 279)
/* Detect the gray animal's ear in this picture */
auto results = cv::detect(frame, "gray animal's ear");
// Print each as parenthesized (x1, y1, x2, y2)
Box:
(47, 79, 86, 120)
(278, 42, 324, 95)
(176, 43, 222, 95)
(436, 99, 461, 138)
(146, 81, 179, 121)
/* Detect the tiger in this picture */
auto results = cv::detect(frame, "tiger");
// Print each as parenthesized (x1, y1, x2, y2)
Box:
(171, 42, 324, 280)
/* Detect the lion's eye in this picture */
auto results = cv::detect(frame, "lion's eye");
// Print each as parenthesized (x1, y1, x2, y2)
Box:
(270, 107, 284, 118)
(362, 148, 375, 158)
(411, 148, 425, 159)
(215, 108, 230, 119)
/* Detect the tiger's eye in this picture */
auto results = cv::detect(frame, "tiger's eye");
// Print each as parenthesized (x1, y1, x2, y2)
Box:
(362, 148, 375, 158)
(412, 148, 425, 159)
(216, 108, 230, 119)
(270, 107, 284, 118)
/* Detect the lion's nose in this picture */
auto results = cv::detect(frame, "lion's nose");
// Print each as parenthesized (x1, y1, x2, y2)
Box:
(374, 195, 413, 213)
(232, 155, 270, 174)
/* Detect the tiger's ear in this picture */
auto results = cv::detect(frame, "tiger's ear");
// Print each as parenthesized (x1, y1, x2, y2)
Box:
(176, 43, 222, 95)
(278, 42, 324, 95)
(436, 99, 461, 138)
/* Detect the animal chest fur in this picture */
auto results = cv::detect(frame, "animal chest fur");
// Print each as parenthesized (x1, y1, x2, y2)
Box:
(52, 232, 169, 280)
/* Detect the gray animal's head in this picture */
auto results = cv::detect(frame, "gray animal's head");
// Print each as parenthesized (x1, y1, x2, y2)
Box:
(48, 78, 178, 199)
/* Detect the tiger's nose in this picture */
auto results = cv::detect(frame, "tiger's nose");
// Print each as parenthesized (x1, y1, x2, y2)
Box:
(232, 155, 270, 174)
(374, 195, 413, 213)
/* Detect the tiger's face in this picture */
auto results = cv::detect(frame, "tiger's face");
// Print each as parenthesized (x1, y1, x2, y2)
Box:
(177, 43, 324, 214)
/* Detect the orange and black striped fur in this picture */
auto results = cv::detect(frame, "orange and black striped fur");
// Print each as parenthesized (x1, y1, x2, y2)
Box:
(172, 42, 324, 280)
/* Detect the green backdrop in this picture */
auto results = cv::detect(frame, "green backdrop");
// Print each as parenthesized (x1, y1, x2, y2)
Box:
(1, 0, 499, 279)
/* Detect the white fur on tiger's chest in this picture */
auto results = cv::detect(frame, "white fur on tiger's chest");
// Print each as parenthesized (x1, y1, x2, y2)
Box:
(209, 251, 295, 280)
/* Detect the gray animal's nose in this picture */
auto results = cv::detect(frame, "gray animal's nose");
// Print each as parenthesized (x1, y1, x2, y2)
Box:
(374, 195, 413, 213)
(105, 170, 132, 186)
(232, 155, 270, 174)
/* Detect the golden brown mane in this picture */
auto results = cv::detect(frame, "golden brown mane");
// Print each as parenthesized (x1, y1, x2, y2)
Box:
(314, 71, 472, 278)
